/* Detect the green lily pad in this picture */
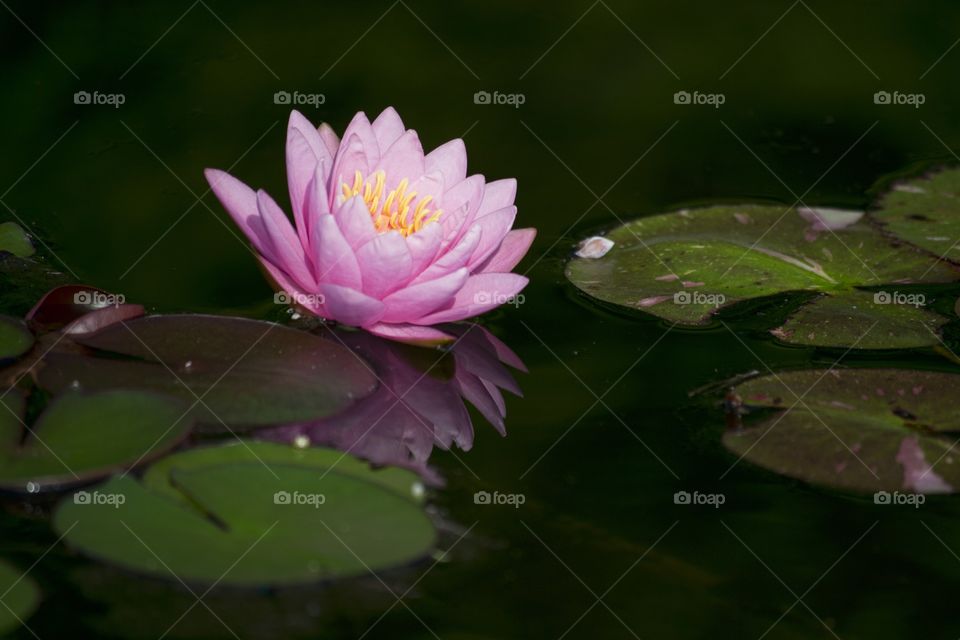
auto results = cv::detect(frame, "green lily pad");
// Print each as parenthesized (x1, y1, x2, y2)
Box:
(0, 222, 34, 258)
(142, 441, 425, 504)
(566, 205, 958, 347)
(37, 315, 378, 431)
(53, 443, 436, 586)
(0, 559, 40, 634)
(771, 290, 948, 349)
(723, 368, 960, 493)
(0, 390, 192, 492)
(0, 316, 33, 362)
(874, 167, 960, 262)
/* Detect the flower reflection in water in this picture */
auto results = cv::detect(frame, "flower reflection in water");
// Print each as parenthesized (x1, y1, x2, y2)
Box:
(264, 324, 525, 483)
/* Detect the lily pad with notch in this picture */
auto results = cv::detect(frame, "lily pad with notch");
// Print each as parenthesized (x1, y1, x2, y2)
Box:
(566, 205, 959, 348)
(723, 368, 960, 493)
(37, 315, 379, 432)
(53, 442, 436, 586)
(0, 389, 191, 492)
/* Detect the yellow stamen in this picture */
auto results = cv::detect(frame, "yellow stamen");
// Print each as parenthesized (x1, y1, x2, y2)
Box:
(340, 170, 443, 237)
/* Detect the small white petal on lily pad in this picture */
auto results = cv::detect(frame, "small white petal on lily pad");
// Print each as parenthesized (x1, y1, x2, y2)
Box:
(575, 236, 614, 259)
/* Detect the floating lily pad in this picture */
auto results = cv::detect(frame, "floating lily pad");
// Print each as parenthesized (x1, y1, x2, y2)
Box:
(0, 316, 33, 362)
(0, 559, 40, 634)
(37, 315, 378, 431)
(874, 167, 960, 262)
(53, 443, 436, 586)
(772, 290, 948, 349)
(142, 441, 425, 504)
(0, 390, 191, 492)
(566, 205, 958, 347)
(0, 222, 34, 258)
(723, 368, 960, 493)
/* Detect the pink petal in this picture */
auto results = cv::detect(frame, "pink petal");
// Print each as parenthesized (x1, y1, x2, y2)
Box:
(330, 134, 369, 201)
(424, 138, 467, 187)
(286, 111, 333, 245)
(374, 130, 425, 190)
(205, 168, 272, 256)
(405, 222, 443, 276)
(455, 371, 505, 434)
(300, 160, 331, 251)
(408, 170, 445, 206)
(477, 178, 516, 216)
(417, 273, 528, 324)
(257, 190, 316, 290)
(438, 175, 485, 248)
(318, 123, 340, 158)
(381, 267, 470, 323)
(466, 206, 517, 269)
(312, 212, 362, 289)
(365, 322, 455, 346)
(355, 231, 413, 298)
(476, 228, 536, 274)
(338, 112, 380, 166)
(333, 193, 377, 249)
(371, 107, 406, 150)
(318, 283, 385, 327)
(413, 224, 482, 284)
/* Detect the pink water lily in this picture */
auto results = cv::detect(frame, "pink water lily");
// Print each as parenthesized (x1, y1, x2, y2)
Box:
(205, 107, 535, 344)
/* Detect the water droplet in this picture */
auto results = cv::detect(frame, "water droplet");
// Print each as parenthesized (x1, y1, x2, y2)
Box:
(25, 481, 39, 494)
(182, 360, 193, 372)
(293, 435, 310, 449)
(69, 380, 81, 390)
(411, 482, 425, 500)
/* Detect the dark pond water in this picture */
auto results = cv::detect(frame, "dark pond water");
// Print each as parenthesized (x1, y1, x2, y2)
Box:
(5, 1, 960, 638)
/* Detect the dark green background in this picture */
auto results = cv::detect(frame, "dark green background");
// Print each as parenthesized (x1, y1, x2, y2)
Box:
(4, 1, 960, 638)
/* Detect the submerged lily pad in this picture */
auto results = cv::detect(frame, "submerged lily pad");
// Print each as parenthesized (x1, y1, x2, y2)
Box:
(0, 559, 40, 633)
(38, 315, 378, 431)
(0, 222, 34, 258)
(723, 368, 960, 493)
(53, 443, 435, 586)
(772, 290, 948, 349)
(874, 167, 960, 262)
(0, 316, 33, 362)
(566, 205, 958, 347)
(0, 390, 191, 492)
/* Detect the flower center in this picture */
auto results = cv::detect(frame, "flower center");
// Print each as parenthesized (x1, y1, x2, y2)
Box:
(341, 170, 442, 237)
